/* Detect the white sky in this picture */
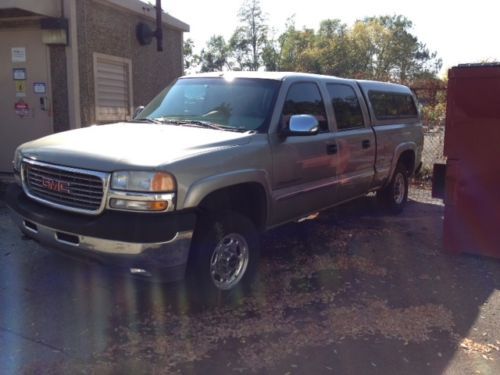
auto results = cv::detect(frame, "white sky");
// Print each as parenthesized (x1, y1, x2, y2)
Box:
(165, 0, 500, 76)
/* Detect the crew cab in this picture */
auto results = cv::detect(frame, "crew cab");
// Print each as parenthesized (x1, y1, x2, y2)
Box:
(6, 72, 423, 301)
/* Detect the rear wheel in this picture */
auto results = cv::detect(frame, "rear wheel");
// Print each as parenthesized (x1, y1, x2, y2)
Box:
(377, 162, 409, 214)
(187, 211, 260, 306)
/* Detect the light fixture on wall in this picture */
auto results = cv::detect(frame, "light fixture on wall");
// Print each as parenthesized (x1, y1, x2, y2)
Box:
(136, 0, 163, 52)
(41, 17, 69, 46)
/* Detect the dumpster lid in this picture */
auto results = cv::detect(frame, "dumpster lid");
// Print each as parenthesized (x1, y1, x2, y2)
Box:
(456, 62, 500, 68)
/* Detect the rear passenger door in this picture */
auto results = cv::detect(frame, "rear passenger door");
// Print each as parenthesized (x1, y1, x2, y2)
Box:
(326, 83, 376, 202)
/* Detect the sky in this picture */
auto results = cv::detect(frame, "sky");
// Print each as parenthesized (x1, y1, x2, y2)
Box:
(164, 0, 500, 76)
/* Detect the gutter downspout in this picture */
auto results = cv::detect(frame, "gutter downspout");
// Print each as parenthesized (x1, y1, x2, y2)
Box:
(65, 0, 81, 129)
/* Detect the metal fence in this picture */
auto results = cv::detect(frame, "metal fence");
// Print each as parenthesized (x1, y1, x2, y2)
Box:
(409, 126, 446, 204)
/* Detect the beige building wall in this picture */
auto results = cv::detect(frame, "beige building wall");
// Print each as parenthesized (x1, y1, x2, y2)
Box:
(76, 0, 185, 125)
(0, 0, 188, 171)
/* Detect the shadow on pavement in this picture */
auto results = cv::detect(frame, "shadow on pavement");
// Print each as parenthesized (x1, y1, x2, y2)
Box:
(1, 196, 499, 374)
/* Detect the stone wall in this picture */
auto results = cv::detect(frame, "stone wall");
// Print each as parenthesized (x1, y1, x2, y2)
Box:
(76, 0, 184, 125)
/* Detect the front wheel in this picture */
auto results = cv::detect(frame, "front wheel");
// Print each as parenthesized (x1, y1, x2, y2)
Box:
(187, 211, 260, 306)
(377, 163, 409, 214)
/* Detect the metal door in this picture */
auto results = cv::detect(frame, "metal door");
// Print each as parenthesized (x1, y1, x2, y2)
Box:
(325, 82, 375, 202)
(0, 29, 53, 172)
(270, 81, 339, 225)
(443, 64, 500, 258)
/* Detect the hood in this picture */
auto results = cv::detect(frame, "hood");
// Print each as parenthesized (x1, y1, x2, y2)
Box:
(20, 122, 253, 171)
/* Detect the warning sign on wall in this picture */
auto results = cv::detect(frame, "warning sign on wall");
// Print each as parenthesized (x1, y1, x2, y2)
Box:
(11, 47, 26, 63)
(15, 80, 26, 97)
(15, 100, 29, 118)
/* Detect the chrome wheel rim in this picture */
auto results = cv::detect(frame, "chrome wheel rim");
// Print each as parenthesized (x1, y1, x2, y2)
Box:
(393, 173, 406, 205)
(210, 233, 249, 290)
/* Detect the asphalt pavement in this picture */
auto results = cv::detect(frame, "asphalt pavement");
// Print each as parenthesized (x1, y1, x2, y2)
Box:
(0, 188, 499, 374)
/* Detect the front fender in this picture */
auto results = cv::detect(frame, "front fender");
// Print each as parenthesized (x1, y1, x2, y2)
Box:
(182, 169, 272, 210)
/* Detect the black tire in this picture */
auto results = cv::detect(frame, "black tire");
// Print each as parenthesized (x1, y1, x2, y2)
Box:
(377, 162, 409, 214)
(186, 211, 260, 307)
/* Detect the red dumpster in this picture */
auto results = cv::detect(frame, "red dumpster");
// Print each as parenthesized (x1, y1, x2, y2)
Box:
(442, 63, 500, 258)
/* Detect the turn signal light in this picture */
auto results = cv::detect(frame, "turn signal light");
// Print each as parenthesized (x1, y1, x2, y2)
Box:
(109, 199, 168, 212)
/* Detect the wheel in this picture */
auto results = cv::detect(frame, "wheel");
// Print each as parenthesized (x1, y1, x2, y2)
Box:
(377, 162, 409, 214)
(187, 211, 260, 306)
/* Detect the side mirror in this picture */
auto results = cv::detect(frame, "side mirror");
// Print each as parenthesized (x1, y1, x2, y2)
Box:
(286, 114, 319, 136)
(133, 106, 145, 119)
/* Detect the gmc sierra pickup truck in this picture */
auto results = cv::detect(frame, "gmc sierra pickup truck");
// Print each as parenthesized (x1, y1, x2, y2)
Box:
(6, 72, 423, 301)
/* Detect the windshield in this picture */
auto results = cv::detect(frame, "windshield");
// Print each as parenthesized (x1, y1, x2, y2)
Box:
(136, 77, 281, 132)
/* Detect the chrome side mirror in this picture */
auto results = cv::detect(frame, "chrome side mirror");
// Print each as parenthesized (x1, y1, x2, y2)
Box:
(287, 114, 319, 136)
(133, 106, 145, 119)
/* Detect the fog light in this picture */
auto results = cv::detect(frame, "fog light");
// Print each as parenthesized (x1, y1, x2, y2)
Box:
(110, 198, 168, 211)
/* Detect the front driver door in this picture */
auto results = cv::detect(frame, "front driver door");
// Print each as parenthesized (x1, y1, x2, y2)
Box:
(270, 81, 339, 225)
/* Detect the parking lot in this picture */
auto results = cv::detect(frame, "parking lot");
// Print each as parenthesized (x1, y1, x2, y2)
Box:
(1, 187, 499, 374)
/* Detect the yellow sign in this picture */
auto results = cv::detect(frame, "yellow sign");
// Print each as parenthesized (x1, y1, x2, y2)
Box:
(15, 80, 26, 97)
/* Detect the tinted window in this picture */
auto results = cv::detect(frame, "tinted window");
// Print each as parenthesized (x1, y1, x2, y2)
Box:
(327, 84, 365, 130)
(368, 91, 418, 120)
(282, 82, 328, 132)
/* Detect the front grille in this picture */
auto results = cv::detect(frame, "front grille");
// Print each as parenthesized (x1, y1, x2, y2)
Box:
(23, 161, 106, 214)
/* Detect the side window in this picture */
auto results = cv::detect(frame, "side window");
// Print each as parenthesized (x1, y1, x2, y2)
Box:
(282, 82, 328, 132)
(368, 91, 418, 120)
(327, 84, 365, 130)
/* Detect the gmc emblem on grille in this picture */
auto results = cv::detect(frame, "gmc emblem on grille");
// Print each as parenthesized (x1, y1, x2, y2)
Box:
(41, 177, 71, 194)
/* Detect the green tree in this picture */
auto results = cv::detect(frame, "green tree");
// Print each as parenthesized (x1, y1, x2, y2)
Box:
(230, 0, 268, 70)
(350, 16, 442, 82)
(315, 19, 351, 76)
(278, 18, 319, 73)
(199, 35, 231, 72)
(183, 38, 198, 72)
(258, 14, 441, 83)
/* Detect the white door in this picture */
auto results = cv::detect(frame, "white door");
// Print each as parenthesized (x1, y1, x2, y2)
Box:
(0, 29, 53, 172)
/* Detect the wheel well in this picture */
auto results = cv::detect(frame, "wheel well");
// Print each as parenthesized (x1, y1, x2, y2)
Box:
(198, 183, 267, 231)
(398, 150, 416, 176)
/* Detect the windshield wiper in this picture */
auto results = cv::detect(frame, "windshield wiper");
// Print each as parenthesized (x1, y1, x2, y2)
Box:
(156, 118, 246, 132)
(129, 118, 162, 124)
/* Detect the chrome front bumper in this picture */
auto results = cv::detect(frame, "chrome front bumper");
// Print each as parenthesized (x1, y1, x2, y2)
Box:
(10, 209, 193, 280)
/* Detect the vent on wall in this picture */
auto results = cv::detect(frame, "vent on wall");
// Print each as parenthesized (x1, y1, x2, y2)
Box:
(93, 53, 133, 123)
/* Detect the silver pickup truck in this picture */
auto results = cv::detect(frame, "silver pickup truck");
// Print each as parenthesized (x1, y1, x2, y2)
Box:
(6, 72, 423, 300)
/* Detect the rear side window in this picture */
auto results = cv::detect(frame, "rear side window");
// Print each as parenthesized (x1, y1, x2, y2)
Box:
(327, 84, 365, 130)
(368, 91, 418, 120)
(282, 82, 328, 132)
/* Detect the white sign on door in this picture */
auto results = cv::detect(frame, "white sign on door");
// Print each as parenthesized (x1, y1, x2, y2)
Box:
(11, 47, 26, 63)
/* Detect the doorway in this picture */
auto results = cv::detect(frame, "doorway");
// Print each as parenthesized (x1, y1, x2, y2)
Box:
(0, 28, 53, 172)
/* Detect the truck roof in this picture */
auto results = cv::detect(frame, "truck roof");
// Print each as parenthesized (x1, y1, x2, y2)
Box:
(180, 71, 413, 94)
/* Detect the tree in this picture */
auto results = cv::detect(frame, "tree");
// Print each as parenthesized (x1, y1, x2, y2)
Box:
(230, 0, 268, 70)
(315, 19, 351, 76)
(277, 16, 319, 73)
(349, 16, 442, 82)
(183, 38, 199, 72)
(261, 36, 280, 71)
(198, 35, 231, 72)
(264, 15, 441, 83)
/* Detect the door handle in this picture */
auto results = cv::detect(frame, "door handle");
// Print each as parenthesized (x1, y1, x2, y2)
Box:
(362, 139, 371, 149)
(326, 144, 337, 154)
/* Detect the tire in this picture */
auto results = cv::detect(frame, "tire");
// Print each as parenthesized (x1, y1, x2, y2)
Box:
(377, 162, 409, 214)
(187, 211, 260, 307)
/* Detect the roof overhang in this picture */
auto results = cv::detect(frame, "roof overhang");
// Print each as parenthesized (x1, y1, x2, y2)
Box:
(0, 0, 61, 18)
(103, 0, 190, 32)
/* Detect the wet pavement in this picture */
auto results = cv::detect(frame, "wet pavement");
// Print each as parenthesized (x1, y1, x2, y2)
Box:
(0, 190, 499, 374)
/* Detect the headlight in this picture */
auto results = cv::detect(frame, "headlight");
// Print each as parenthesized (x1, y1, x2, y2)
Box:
(111, 171, 176, 192)
(13, 148, 22, 172)
(12, 149, 22, 186)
